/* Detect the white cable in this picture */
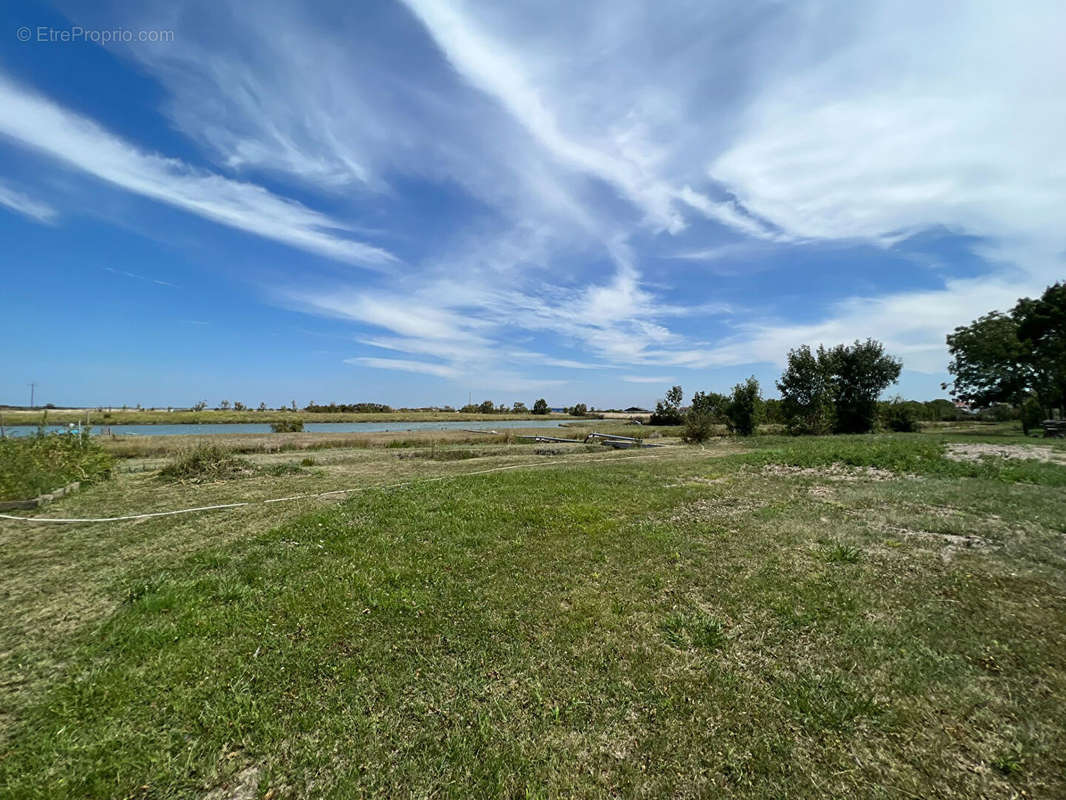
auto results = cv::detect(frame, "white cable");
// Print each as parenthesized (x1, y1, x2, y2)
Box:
(0, 451, 669, 524)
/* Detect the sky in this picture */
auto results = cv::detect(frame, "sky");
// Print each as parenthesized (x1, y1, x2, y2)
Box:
(1, 0, 1063, 409)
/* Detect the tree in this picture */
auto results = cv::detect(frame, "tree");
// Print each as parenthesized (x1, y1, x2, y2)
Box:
(824, 339, 902, 433)
(531, 398, 550, 415)
(257, 402, 267, 412)
(689, 391, 727, 420)
(477, 400, 496, 414)
(725, 377, 763, 436)
(650, 385, 683, 425)
(219, 400, 231, 410)
(512, 401, 528, 413)
(948, 282, 1066, 417)
(778, 340, 902, 434)
(233, 401, 246, 411)
(567, 403, 588, 416)
(946, 312, 1029, 408)
(192, 401, 207, 411)
(777, 345, 832, 435)
(1016, 282, 1066, 414)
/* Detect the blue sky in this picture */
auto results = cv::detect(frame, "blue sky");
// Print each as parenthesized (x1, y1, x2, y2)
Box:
(2, 1, 1063, 409)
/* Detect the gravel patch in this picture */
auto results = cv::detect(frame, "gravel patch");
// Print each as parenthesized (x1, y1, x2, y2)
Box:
(944, 443, 1066, 465)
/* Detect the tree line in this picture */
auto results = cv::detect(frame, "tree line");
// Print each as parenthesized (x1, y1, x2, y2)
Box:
(651, 339, 904, 441)
(651, 280, 1063, 441)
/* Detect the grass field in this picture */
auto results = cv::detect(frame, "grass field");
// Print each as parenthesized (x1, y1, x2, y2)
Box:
(1, 429, 1064, 798)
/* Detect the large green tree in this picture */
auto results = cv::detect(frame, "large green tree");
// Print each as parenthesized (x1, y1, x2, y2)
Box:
(777, 340, 901, 434)
(777, 345, 833, 435)
(947, 282, 1066, 415)
(824, 340, 903, 433)
(945, 312, 1029, 407)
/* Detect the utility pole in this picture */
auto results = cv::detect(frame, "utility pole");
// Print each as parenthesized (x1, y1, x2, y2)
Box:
(28, 382, 37, 409)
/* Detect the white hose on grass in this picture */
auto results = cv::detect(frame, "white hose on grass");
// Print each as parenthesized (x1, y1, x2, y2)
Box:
(0, 451, 670, 524)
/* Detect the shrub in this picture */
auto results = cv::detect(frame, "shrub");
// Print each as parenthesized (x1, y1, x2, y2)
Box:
(270, 419, 304, 433)
(681, 411, 716, 443)
(0, 431, 113, 501)
(725, 377, 763, 436)
(158, 444, 256, 483)
(881, 398, 920, 432)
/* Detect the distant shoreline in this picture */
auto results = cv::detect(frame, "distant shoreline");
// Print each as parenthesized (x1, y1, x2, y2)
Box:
(0, 408, 591, 427)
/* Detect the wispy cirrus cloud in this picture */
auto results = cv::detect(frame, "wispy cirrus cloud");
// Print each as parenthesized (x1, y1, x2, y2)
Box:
(0, 180, 56, 223)
(10, 0, 1065, 402)
(0, 76, 395, 268)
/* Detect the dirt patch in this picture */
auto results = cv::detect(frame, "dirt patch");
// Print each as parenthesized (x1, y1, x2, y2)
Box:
(204, 765, 261, 800)
(945, 443, 1066, 465)
(761, 463, 900, 481)
(875, 523, 995, 563)
(663, 476, 728, 488)
(668, 496, 767, 523)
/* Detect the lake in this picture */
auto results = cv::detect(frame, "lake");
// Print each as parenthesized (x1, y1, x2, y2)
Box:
(0, 419, 573, 438)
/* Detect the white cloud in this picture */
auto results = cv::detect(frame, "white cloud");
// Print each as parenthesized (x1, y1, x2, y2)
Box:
(346, 357, 459, 379)
(0, 180, 56, 223)
(622, 375, 675, 384)
(703, 1, 1066, 366)
(0, 76, 395, 268)
(30, 0, 1066, 395)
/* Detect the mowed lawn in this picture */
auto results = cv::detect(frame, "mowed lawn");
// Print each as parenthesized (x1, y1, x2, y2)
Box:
(1, 436, 1065, 798)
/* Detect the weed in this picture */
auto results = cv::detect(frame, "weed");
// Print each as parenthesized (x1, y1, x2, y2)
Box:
(821, 543, 862, 563)
(157, 444, 257, 483)
(661, 610, 726, 651)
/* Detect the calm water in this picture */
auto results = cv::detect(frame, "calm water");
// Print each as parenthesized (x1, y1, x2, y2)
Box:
(0, 419, 572, 438)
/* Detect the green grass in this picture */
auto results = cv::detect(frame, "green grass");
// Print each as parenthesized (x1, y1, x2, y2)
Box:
(0, 432, 113, 501)
(743, 433, 1066, 486)
(1, 436, 1064, 797)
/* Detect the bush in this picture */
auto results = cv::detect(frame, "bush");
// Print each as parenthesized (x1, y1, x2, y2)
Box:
(270, 419, 304, 433)
(725, 377, 763, 436)
(0, 431, 113, 501)
(681, 411, 716, 443)
(158, 444, 256, 483)
(881, 399, 920, 432)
